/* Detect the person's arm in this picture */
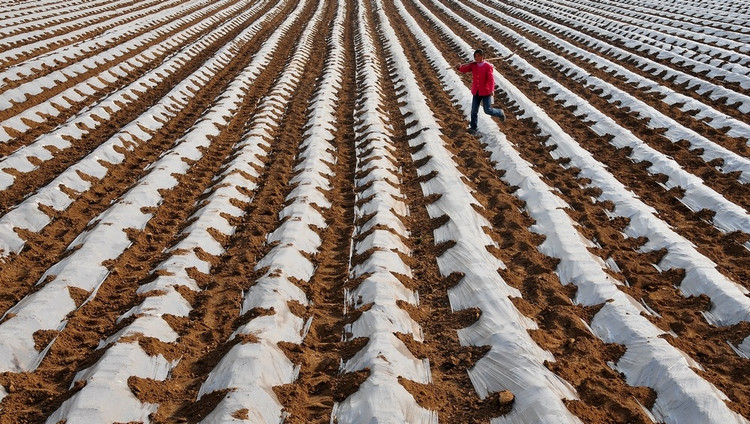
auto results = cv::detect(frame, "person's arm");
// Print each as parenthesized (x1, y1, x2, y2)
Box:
(456, 62, 473, 73)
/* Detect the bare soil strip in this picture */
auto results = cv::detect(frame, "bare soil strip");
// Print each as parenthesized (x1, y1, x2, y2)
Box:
(471, 0, 750, 148)
(0, 0, 188, 68)
(416, 0, 750, 290)
(0, 0, 304, 420)
(380, 1, 661, 422)
(151, 0, 339, 421)
(392, 0, 749, 418)
(440, 0, 750, 211)
(0, 0, 249, 150)
(0, 0, 286, 318)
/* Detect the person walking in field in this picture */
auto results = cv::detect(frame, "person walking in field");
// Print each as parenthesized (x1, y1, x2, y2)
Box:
(455, 49, 505, 135)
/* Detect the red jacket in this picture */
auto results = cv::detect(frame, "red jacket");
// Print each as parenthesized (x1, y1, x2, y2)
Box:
(458, 61, 495, 96)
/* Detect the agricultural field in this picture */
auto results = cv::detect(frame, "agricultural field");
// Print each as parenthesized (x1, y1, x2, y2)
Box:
(0, 0, 748, 422)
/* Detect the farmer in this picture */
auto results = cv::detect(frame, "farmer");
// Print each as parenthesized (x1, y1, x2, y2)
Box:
(455, 49, 505, 135)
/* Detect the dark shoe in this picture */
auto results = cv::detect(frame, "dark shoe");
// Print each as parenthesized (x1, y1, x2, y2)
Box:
(498, 109, 506, 122)
(468, 128, 478, 135)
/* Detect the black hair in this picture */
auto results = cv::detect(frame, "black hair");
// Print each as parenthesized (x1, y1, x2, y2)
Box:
(474, 49, 484, 56)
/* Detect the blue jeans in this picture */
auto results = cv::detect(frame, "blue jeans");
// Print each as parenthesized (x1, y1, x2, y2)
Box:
(470, 94, 504, 130)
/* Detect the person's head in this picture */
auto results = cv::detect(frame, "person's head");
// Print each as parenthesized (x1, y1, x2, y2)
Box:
(473, 49, 484, 63)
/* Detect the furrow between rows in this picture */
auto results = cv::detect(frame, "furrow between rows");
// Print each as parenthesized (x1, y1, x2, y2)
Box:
(0, 0, 101, 22)
(590, 0, 750, 28)
(0, 0, 272, 257)
(429, 0, 750, 326)
(193, 0, 342, 421)
(332, 0, 435, 421)
(433, 0, 750, 238)
(39, 1, 324, 422)
(519, 0, 750, 89)
(480, 0, 750, 144)
(0, 0, 243, 140)
(378, 1, 585, 422)
(550, 0, 750, 69)
(473, 0, 750, 151)
(0, 0, 291, 381)
(0, 0, 166, 55)
(507, 0, 750, 113)
(0, 0, 201, 76)
(402, 0, 749, 421)
(453, 0, 750, 190)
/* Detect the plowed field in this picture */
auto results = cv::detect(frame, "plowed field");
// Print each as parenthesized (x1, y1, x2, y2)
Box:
(0, 0, 748, 422)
